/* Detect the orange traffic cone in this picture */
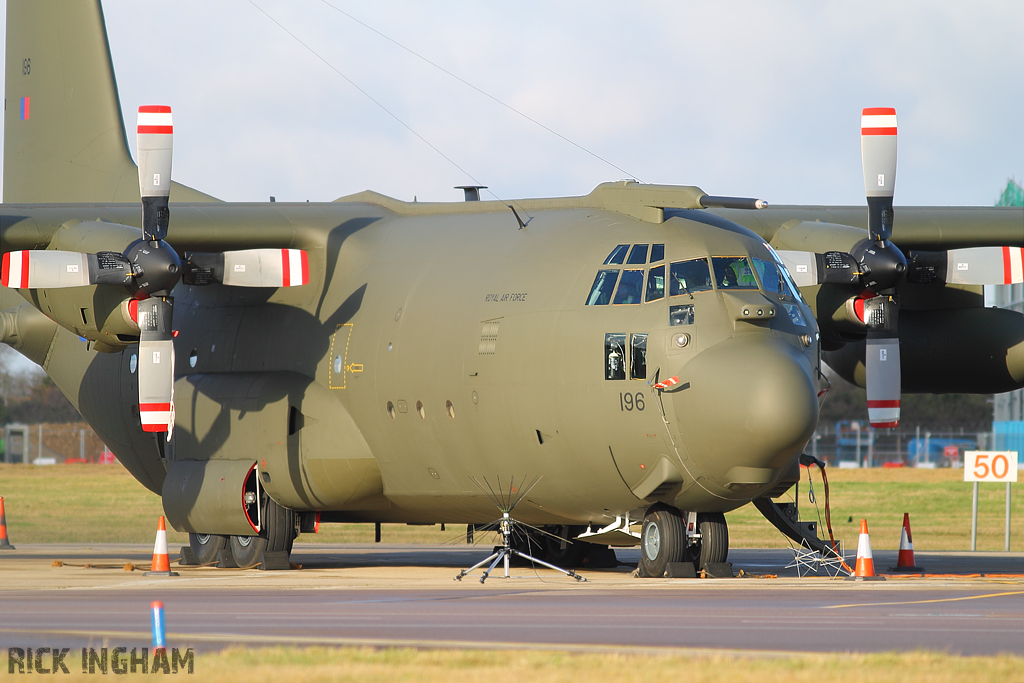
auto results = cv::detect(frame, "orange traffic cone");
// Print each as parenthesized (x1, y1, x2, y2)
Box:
(889, 512, 923, 572)
(845, 519, 885, 581)
(144, 516, 178, 577)
(0, 497, 15, 550)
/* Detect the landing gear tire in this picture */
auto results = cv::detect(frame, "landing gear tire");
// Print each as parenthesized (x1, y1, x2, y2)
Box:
(639, 505, 685, 578)
(228, 533, 265, 568)
(188, 533, 227, 565)
(229, 496, 296, 569)
(683, 511, 729, 570)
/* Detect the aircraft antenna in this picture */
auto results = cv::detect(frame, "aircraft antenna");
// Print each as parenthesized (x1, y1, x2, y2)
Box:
(455, 475, 585, 583)
(316, 0, 643, 184)
(248, 1, 492, 195)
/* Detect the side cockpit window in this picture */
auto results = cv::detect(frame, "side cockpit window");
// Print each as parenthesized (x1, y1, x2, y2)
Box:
(669, 304, 694, 326)
(713, 257, 758, 289)
(669, 259, 713, 296)
(645, 265, 665, 302)
(587, 244, 667, 306)
(613, 270, 644, 304)
(586, 270, 619, 305)
(753, 258, 782, 295)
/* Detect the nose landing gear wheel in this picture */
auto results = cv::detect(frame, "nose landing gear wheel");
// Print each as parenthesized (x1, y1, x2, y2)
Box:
(639, 505, 685, 578)
(683, 511, 729, 570)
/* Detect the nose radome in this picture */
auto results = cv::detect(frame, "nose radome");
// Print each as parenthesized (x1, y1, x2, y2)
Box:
(672, 335, 818, 478)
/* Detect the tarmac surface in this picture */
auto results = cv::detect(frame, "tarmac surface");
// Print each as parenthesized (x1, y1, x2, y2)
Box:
(1, 543, 1024, 656)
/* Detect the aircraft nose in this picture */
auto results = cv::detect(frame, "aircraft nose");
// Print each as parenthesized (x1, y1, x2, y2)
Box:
(671, 335, 818, 482)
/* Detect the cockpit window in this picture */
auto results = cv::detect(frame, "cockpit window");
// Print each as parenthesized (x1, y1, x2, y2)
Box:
(669, 259, 713, 297)
(752, 258, 782, 295)
(669, 304, 694, 326)
(712, 257, 758, 289)
(650, 244, 665, 263)
(645, 265, 665, 302)
(613, 269, 644, 304)
(603, 245, 629, 265)
(626, 244, 649, 265)
(777, 260, 807, 302)
(586, 269, 619, 305)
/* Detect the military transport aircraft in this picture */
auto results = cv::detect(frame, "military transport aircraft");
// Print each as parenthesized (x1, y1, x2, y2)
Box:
(1, 0, 1022, 577)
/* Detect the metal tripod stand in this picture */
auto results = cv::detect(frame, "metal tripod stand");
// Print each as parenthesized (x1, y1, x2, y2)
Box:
(455, 512, 586, 583)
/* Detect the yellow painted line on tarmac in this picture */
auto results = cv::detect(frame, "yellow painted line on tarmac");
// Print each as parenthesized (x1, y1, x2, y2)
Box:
(824, 590, 1024, 609)
(0, 627, 831, 659)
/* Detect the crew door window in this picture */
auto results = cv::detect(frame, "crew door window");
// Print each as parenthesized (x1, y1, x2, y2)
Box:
(605, 334, 627, 380)
(605, 333, 647, 380)
(630, 334, 647, 380)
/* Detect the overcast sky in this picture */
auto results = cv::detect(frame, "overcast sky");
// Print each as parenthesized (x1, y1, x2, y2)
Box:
(4, 1, 1024, 206)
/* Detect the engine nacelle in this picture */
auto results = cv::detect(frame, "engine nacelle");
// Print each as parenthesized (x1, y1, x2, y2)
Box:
(31, 220, 143, 352)
(823, 307, 1024, 393)
(162, 459, 262, 535)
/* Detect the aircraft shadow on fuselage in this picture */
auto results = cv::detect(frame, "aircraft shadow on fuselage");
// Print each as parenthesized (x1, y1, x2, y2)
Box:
(75, 216, 377, 511)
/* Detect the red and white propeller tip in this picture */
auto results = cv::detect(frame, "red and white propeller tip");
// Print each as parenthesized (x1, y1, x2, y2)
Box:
(2, 250, 91, 289)
(860, 107, 897, 198)
(223, 249, 310, 287)
(137, 105, 173, 198)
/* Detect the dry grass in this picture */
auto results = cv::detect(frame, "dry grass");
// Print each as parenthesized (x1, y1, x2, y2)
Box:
(34, 646, 1024, 683)
(1, 463, 1021, 551)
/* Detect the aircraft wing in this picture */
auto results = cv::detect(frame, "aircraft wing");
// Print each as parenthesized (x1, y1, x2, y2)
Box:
(716, 206, 1024, 252)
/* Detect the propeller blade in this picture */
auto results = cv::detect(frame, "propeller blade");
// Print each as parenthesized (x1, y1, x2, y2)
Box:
(861, 107, 897, 241)
(136, 296, 175, 434)
(775, 250, 860, 287)
(0, 249, 135, 290)
(137, 105, 173, 242)
(2, 250, 91, 288)
(908, 247, 1024, 285)
(183, 249, 309, 287)
(861, 295, 900, 428)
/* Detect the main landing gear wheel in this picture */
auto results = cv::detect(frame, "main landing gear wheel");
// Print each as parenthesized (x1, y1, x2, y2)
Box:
(540, 525, 588, 568)
(683, 511, 729, 570)
(188, 532, 227, 565)
(639, 505, 685, 578)
(229, 496, 296, 568)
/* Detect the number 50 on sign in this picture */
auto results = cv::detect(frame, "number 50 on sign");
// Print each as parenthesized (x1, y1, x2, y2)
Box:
(964, 451, 1018, 482)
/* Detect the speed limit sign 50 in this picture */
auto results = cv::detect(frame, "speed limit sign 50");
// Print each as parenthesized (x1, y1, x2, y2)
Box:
(964, 451, 1019, 482)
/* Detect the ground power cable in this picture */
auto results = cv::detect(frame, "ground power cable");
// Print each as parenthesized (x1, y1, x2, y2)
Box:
(247, 1, 501, 204)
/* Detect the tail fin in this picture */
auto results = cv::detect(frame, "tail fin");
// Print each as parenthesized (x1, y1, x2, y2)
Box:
(3, 0, 214, 203)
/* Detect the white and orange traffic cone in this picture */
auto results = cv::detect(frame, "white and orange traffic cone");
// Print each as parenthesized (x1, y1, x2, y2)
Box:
(144, 516, 179, 577)
(0, 497, 14, 550)
(889, 512, 923, 572)
(845, 519, 885, 581)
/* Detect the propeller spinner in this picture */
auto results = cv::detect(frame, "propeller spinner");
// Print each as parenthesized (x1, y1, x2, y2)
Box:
(0, 105, 310, 439)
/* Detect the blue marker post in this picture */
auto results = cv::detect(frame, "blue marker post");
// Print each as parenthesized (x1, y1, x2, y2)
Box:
(151, 601, 166, 654)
